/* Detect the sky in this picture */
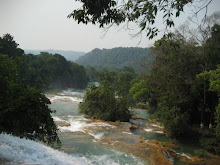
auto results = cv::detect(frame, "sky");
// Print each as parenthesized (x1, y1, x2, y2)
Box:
(0, 0, 220, 52)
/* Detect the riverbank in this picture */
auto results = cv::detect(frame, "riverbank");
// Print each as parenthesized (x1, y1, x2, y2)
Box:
(46, 90, 220, 165)
(130, 108, 220, 165)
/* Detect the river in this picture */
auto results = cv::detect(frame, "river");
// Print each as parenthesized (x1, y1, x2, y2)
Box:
(0, 89, 201, 165)
(48, 89, 146, 165)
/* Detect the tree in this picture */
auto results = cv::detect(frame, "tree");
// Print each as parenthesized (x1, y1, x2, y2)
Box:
(68, 0, 213, 39)
(115, 68, 135, 98)
(21, 52, 89, 90)
(130, 78, 149, 103)
(79, 73, 131, 121)
(141, 36, 203, 137)
(0, 55, 60, 146)
(197, 65, 220, 133)
(197, 66, 220, 155)
(194, 24, 220, 128)
(0, 34, 24, 58)
(174, 12, 220, 46)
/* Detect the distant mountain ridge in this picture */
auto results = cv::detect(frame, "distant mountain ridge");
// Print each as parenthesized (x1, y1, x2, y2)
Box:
(24, 49, 85, 61)
(75, 47, 153, 72)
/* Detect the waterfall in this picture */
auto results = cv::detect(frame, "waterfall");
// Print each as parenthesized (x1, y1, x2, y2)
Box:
(0, 133, 88, 165)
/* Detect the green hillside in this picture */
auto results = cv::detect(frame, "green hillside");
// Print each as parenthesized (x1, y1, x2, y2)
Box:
(75, 47, 153, 72)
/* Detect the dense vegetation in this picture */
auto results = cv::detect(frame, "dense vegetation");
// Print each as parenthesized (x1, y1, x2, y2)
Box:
(22, 52, 88, 90)
(79, 71, 134, 122)
(76, 47, 153, 72)
(0, 34, 61, 146)
(130, 24, 220, 155)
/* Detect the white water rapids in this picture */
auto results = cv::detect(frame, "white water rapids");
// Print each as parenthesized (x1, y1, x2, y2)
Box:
(0, 133, 88, 165)
(0, 89, 145, 165)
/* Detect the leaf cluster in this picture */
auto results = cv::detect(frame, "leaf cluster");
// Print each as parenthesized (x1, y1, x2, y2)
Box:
(69, 0, 192, 38)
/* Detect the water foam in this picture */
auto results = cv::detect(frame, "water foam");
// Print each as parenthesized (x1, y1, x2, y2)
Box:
(88, 132, 105, 140)
(150, 123, 163, 128)
(58, 119, 87, 133)
(54, 114, 116, 133)
(144, 128, 154, 132)
(49, 95, 82, 103)
(180, 153, 191, 159)
(53, 116, 66, 122)
(86, 122, 116, 128)
(58, 118, 116, 134)
(0, 133, 88, 165)
(144, 128, 164, 134)
(122, 131, 132, 135)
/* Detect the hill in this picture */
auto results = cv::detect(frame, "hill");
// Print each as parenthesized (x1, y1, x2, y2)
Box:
(75, 47, 153, 72)
(24, 49, 85, 61)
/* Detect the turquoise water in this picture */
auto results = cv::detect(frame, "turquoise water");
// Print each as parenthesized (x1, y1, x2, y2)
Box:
(47, 89, 202, 164)
(132, 129, 170, 142)
(131, 109, 200, 157)
(0, 89, 201, 164)
(59, 133, 144, 165)
(47, 90, 146, 165)
(132, 109, 155, 119)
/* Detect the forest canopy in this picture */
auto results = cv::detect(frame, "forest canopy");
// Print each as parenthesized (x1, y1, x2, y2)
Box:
(22, 52, 88, 90)
(76, 47, 153, 72)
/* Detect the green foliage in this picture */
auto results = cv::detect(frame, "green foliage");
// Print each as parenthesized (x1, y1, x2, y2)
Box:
(68, 0, 191, 38)
(203, 24, 220, 69)
(156, 106, 190, 137)
(127, 24, 220, 142)
(216, 102, 220, 138)
(194, 149, 210, 158)
(21, 52, 88, 90)
(0, 34, 88, 90)
(128, 26, 219, 138)
(0, 34, 24, 58)
(79, 73, 132, 122)
(76, 47, 153, 72)
(200, 133, 220, 155)
(0, 54, 60, 146)
(197, 65, 220, 139)
(207, 65, 220, 93)
(147, 37, 202, 136)
(85, 66, 100, 82)
(115, 69, 135, 97)
(130, 78, 149, 102)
